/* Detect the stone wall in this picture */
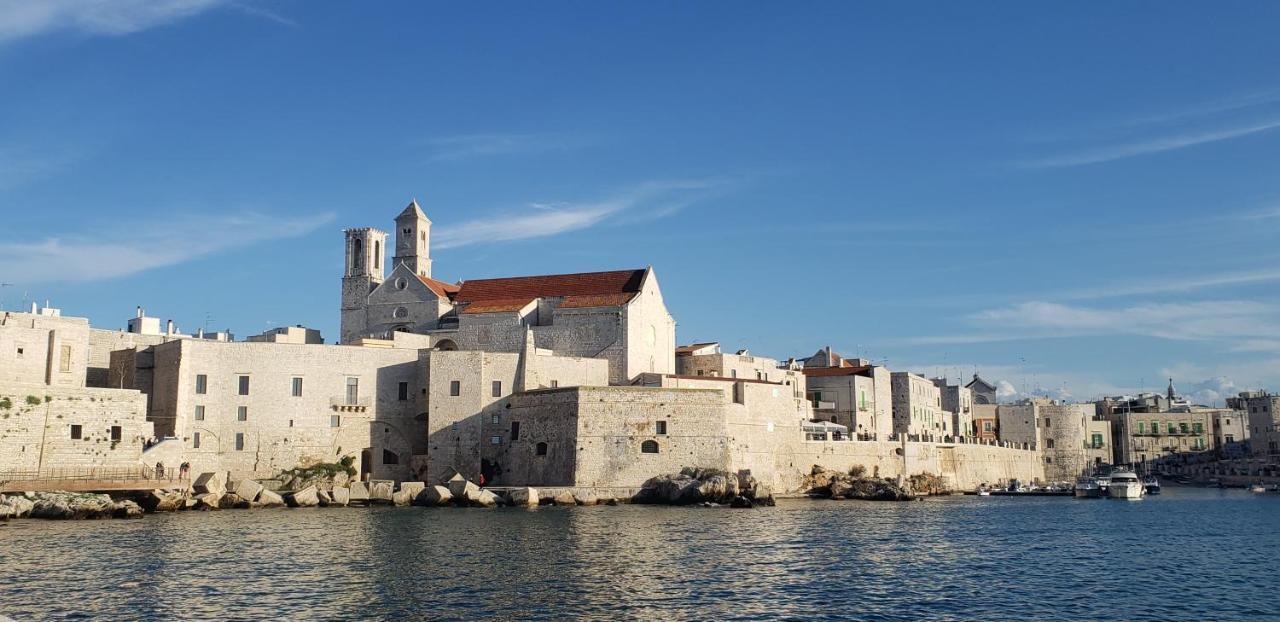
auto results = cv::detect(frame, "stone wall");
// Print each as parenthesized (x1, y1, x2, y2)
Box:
(0, 312, 90, 389)
(0, 384, 151, 473)
(86, 329, 171, 388)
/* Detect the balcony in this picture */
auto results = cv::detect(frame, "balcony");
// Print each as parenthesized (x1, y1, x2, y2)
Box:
(330, 396, 372, 413)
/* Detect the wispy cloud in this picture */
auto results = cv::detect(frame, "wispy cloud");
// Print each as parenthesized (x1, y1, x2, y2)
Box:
(0, 211, 334, 283)
(425, 132, 589, 162)
(0, 147, 83, 191)
(1059, 266, 1280, 300)
(433, 180, 725, 250)
(1022, 118, 1280, 168)
(907, 300, 1280, 349)
(0, 0, 292, 43)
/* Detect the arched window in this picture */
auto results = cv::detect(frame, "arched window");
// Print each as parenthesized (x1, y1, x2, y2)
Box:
(382, 449, 398, 465)
(435, 339, 458, 351)
(641, 440, 659, 454)
(353, 238, 363, 270)
(535, 442, 548, 456)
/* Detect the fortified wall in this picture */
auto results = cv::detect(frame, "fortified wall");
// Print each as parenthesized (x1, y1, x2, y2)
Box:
(0, 385, 151, 473)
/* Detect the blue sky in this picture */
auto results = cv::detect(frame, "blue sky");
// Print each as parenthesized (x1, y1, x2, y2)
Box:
(2, 1, 1279, 404)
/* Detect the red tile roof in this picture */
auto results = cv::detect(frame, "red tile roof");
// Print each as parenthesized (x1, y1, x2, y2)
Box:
(802, 365, 873, 378)
(454, 269, 646, 304)
(558, 293, 636, 309)
(459, 298, 535, 315)
(417, 275, 461, 299)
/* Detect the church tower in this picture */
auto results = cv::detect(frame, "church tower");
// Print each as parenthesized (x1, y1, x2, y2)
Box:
(393, 199, 432, 278)
(340, 227, 387, 343)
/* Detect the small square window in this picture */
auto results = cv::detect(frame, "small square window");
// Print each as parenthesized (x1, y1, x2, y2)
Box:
(450, 380, 460, 396)
(490, 436, 502, 445)
(492, 380, 502, 397)
(110, 426, 121, 442)
(656, 420, 667, 435)
(398, 382, 409, 401)
(70, 424, 82, 440)
(16, 347, 24, 357)
(330, 415, 341, 428)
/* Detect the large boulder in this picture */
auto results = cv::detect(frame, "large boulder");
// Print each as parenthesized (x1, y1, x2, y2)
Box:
(416, 485, 452, 507)
(192, 493, 223, 510)
(508, 487, 539, 508)
(329, 487, 350, 506)
(29, 492, 116, 519)
(468, 489, 501, 508)
(113, 500, 145, 519)
(399, 482, 426, 498)
(192, 472, 227, 496)
(227, 479, 264, 503)
(257, 489, 286, 507)
(369, 480, 394, 505)
(141, 489, 186, 512)
(285, 485, 320, 508)
(218, 493, 251, 509)
(317, 490, 334, 506)
(391, 490, 413, 507)
(447, 473, 480, 500)
(1, 494, 36, 518)
(551, 491, 577, 506)
(573, 491, 598, 506)
(348, 481, 370, 504)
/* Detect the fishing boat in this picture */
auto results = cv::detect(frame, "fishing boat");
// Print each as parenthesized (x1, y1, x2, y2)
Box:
(1107, 469, 1145, 499)
(1074, 477, 1103, 498)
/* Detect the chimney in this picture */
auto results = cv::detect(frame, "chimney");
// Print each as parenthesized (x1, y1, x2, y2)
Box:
(166, 319, 174, 336)
(30, 301, 37, 313)
(136, 306, 143, 318)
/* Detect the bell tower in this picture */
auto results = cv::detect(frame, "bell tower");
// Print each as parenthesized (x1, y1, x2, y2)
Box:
(393, 199, 432, 278)
(340, 227, 387, 343)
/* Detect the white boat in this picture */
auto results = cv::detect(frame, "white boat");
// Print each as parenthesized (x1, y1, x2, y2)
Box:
(977, 489, 991, 496)
(1108, 469, 1145, 499)
(1074, 477, 1103, 498)
(1250, 484, 1267, 494)
(1143, 477, 1161, 495)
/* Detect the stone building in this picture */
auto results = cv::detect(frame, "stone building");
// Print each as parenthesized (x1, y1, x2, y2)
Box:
(892, 371, 948, 440)
(339, 201, 677, 386)
(997, 399, 1043, 449)
(965, 373, 998, 405)
(1038, 402, 1109, 481)
(973, 404, 999, 441)
(802, 362, 893, 440)
(1107, 410, 1212, 468)
(675, 343, 794, 383)
(1208, 408, 1249, 458)
(0, 306, 153, 474)
(1227, 392, 1280, 459)
(933, 377, 974, 439)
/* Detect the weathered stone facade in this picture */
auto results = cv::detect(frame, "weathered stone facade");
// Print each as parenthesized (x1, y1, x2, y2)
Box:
(892, 371, 948, 440)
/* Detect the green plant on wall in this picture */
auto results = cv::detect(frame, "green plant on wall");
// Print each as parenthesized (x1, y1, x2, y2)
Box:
(25, 395, 42, 406)
(0, 397, 11, 410)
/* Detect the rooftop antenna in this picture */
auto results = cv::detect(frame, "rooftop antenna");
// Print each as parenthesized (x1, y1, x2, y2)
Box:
(0, 283, 11, 310)
(204, 312, 214, 334)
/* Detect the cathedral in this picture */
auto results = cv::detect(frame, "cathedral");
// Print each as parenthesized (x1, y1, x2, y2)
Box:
(340, 200, 678, 385)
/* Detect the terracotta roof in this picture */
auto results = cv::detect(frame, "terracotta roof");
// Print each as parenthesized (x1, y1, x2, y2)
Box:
(454, 269, 646, 304)
(676, 342, 719, 355)
(459, 298, 535, 314)
(558, 293, 636, 309)
(802, 365, 873, 378)
(417, 275, 461, 299)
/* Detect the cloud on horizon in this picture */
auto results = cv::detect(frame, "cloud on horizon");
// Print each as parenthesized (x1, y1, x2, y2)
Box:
(0, 210, 334, 283)
(0, 0, 293, 43)
(432, 179, 727, 250)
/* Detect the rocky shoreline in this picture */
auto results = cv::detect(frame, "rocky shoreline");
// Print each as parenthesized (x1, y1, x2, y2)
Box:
(800, 465, 954, 501)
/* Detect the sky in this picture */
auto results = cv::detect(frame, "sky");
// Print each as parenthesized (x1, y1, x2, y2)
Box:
(2, 1, 1279, 405)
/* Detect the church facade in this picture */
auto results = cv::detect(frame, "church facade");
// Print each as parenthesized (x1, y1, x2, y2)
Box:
(340, 201, 677, 386)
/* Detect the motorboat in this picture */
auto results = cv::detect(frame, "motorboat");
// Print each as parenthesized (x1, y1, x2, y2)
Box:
(1108, 469, 1145, 499)
(976, 487, 991, 497)
(1094, 474, 1111, 492)
(1074, 477, 1103, 498)
(1143, 477, 1161, 495)
(1250, 483, 1267, 493)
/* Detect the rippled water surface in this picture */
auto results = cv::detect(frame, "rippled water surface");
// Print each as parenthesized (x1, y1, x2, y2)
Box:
(1, 486, 1278, 621)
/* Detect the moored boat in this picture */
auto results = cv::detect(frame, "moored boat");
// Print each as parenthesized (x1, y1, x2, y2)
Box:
(1074, 477, 1103, 498)
(1250, 483, 1267, 493)
(1108, 469, 1145, 499)
(1143, 477, 1161, 495)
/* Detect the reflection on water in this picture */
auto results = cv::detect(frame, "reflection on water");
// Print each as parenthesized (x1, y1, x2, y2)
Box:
(1, 487, 1278, 621)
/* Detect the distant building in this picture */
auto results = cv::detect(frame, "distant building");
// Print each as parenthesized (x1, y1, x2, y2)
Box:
(933, 377, 974, 439)
(973, 404, 999, 441)
(892, 371, 948, 440)
(1107, 410, 1211, 469)
(965, 373, 998, 405)
(1227, 391, 1280, 458)
(802, 360, 893, 440)
(246, 325, 323, 345)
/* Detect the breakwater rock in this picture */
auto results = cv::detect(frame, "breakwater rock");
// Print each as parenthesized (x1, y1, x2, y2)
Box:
(0, 492, 144, 520)
(803, 466, 916, 501)
(632, 468, 775, 507)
